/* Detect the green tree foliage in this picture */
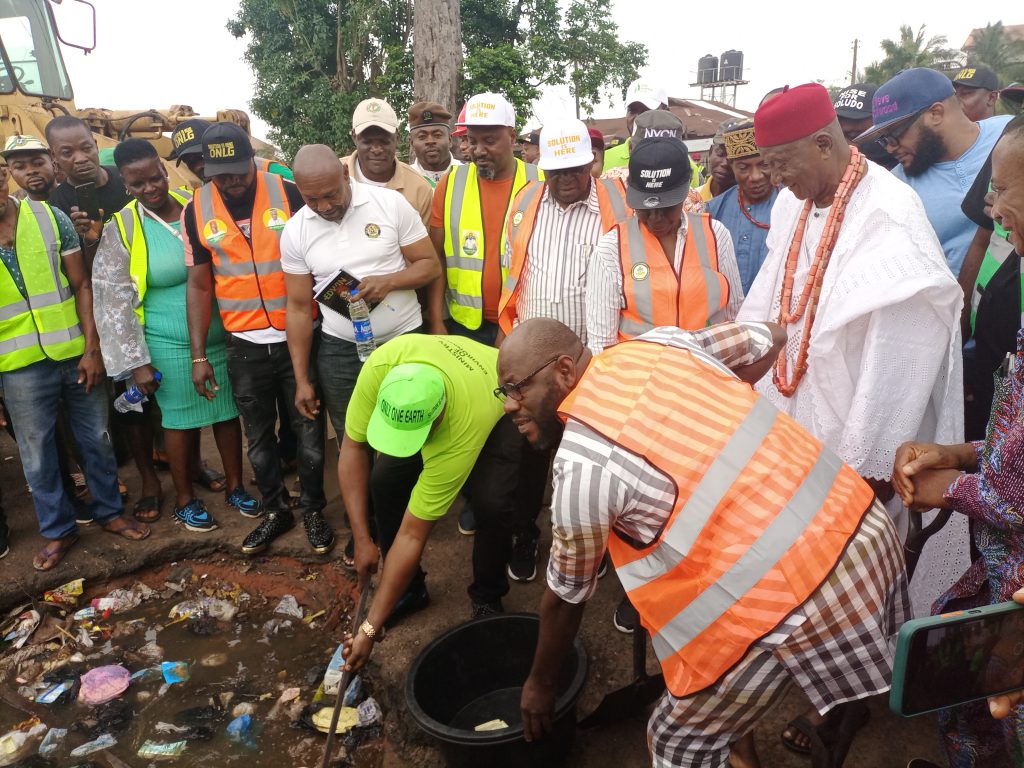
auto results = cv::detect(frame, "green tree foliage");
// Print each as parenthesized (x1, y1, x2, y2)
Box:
(963, 21, 1024, 84)
(863, 25, 959, 85)
(230, 0, 646, 156)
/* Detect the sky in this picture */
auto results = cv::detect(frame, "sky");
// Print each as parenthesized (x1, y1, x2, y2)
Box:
(53, 0, 1010, 143)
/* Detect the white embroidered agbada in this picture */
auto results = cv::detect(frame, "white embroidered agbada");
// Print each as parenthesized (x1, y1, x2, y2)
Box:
(738, 159, 968, 616)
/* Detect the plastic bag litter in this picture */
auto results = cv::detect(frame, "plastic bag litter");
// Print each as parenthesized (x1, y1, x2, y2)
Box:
(168, 597, 237, 622)
(137, 641, 164, 662)
(137, 740, 187, 760)
(38, 727, 67, 756)
(312, 706, 359, 734)
(161, 661, 190, 684)
(130, 667, 163, 683)
(273, 595, 303, 619)
(44, 578, 84, 606)
(225, 714, 259, 749)
(72, 607, 97, 622)
(474, 718, 509, 731)
(68, 732, 116, 757)
(90, 588, 142, 614)
(77, 665, 130, 706)
(2, 609, 41, 650)
(0, 720, 46, 766)
(357, 697, 382, 727)
(342, 675, 362, 707)
(36, 679, 76, 705)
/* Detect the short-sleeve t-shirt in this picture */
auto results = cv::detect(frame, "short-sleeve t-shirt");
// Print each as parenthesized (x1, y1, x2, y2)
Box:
(430, 171, 514, 323)
(345, 334, 504, 520)
(48, 165, 131, 224)
(280, 182, 428, 343)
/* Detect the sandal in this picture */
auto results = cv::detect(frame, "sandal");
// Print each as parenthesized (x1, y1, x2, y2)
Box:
(194, 462, 227, 493)
(101, 515, 151, 541)
(33, 534, 79, 571)
(152, 450, 171, 470)
(782, 702, 870, 767)
(132, 496, 162, 523)
(781, 715, 816, 756)
(342, 536, 355, 569)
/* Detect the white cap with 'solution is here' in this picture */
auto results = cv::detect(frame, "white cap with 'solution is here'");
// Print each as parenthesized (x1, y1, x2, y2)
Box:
(538, 119, 594, 171)
(457, 92, 516, 128)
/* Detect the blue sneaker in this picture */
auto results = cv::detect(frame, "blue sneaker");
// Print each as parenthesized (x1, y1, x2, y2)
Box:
(458, 504, 476, 536)
(174, 498, 218, 533)
(226, 486, 264, 519)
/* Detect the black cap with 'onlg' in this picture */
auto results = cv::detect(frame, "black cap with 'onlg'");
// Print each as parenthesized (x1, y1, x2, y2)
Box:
(202, 122, 255, 176)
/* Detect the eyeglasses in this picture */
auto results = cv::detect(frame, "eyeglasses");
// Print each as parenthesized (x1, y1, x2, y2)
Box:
(493, 356, 561, 401)
(875, 107, 928, 150)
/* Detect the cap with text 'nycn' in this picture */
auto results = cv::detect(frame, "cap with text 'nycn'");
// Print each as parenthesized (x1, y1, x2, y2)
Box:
(366, 363, 447, 458)
(202, 121, 256, 176)
(626, 137, 691, 210)
(1, 134, 48, 158)
(167, 118, 212, 162)
(631, 110, 684, 147)
(458, 93, 516, 128)
(353, 98, 399, 135)
(854, 68, 955, 146)
(625, 79, 667, 111)
(538, 119, 593, 171)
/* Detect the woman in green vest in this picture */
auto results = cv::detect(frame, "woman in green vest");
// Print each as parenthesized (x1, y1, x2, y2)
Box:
(92, 139, 260, 533)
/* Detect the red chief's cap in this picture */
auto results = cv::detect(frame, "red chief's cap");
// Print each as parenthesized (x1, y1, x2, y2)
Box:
(754, 83, 837, 148)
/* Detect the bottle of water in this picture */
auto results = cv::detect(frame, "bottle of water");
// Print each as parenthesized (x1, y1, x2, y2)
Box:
(114, 370, 162, 414)
(350, 290, 377, 362)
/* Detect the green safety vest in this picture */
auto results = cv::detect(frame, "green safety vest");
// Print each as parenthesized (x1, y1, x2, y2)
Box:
(602, 138, 704, 188)
(970, 219, 1017, 335)
(0, 199, 85, 372)
(442, 159, 543, 330)
(111, 188, 193, 326)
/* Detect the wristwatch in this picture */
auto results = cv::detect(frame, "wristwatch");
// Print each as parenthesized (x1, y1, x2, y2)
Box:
(359, 620, 378, 640)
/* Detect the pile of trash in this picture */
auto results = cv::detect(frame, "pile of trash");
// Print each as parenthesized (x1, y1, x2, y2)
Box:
(0, 565, 382, 767)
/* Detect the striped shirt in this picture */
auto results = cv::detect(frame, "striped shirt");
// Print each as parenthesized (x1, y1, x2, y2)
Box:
(585, 217, 745, 354)
(547, 323, 775, 604)
(500, 183, 606, 343)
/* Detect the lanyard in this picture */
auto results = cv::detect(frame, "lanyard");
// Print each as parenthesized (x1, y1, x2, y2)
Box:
(140, 204, 183, 242)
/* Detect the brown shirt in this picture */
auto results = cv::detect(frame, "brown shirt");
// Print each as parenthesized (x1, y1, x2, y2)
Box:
(342, 152, 433, 228)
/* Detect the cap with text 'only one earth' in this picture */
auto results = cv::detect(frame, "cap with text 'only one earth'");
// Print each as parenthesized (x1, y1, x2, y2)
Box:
(366, 363, 447, 458)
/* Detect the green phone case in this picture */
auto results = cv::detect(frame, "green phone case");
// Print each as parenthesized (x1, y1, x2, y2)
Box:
(890, 600, 1024, 717)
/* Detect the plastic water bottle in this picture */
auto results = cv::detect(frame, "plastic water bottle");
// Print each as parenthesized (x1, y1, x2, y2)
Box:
(350, 290, 377, 362)
(114, 370, 162, 414)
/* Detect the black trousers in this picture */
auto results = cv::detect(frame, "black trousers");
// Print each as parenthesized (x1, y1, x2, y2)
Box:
(371, 414, 549, 604)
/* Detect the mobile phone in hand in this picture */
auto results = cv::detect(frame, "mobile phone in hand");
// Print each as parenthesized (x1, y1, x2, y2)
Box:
(74, 182, 101, 221)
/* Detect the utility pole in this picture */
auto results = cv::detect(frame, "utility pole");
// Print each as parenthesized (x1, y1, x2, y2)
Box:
(850, 39, 859, 85)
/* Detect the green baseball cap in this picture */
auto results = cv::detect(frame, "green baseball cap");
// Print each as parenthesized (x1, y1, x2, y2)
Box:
(366, 363, 447, 457)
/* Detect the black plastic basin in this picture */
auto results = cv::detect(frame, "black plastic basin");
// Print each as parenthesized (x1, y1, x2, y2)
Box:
(405, 613, 587, 767)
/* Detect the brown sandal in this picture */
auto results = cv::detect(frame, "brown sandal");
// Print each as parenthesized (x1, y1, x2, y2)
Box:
(101, 515, 151, 541)
(32, 534, 79, 571)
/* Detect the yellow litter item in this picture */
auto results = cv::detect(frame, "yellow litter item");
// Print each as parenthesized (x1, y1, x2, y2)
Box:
(312, 706, 359, 734)
(474, 718, 510, 732)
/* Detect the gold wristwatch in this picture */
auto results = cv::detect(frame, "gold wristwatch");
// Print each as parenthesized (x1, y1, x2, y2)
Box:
(359, 620, 378, 640)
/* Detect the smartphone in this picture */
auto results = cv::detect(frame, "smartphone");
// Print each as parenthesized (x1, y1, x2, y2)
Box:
(890, 600, 1024, 716)
(74, 182, 101, 221)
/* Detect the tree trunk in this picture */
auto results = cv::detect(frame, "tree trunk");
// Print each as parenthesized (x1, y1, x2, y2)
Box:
(413, 0, 462, 110)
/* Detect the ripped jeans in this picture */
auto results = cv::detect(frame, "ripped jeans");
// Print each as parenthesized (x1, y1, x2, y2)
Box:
(224, 335, 325, 514)
(1, 357, 123, 539)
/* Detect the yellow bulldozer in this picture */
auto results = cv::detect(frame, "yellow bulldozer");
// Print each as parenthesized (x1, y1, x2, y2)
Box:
(0, 0, 266, 190)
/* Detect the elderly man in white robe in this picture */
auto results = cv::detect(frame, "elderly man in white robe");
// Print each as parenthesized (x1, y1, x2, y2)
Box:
(737, 83, 966, 756)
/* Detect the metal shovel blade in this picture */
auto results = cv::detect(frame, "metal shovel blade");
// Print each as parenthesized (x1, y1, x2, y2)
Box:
(577, 623, 665, 729)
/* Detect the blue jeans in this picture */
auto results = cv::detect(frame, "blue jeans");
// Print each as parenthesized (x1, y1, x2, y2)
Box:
(1, 358, 122, 539)
(445, 318, 498, 346)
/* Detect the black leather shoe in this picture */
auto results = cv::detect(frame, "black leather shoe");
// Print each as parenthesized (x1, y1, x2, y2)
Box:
(613, 594, 638, 634)
(303, 509, 335, 554)
(240, 509, 294, 555)
(471, 599, 504, 620)
(383, 581, 430, 629)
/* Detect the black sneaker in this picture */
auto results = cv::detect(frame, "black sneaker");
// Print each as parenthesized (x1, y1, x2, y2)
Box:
(507, 534, 539, 583)
(74, 510, 95, 526)
(303, 509, 335, 554)
(613, 595, 638, 634)
(240, 509, 294, 555)
(597, 552, 609, 579)
(471, 599, 504, 620)
(383, 582, 430, 629)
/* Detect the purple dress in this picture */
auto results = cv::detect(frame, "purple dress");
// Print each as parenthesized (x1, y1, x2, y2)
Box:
(935, 328, 1024, 767)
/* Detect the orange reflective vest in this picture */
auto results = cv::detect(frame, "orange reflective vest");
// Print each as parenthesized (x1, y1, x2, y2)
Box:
(559, 338, 874, 698)
(498, 178, 630, 334)
(618, 212, 729, 339)
(193, 171, 292, 333)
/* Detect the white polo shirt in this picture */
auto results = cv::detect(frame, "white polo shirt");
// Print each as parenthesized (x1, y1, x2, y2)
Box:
(280, 181, 428, 343)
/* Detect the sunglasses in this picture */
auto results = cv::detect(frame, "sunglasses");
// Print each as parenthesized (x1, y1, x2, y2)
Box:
(493, 356, 561, 402)
(875, 107, 930, 150)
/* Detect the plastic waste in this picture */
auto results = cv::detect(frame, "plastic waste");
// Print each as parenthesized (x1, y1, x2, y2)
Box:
(168, 596, 237, 622)
(231, 702, 255, 718)
(91, 588, 142, 614)
(77, 665, 130, 706)
(322, 643, 346, 695)
(200, 652, 227, 667)
(349, 290, 377, 361)
(68, 732, 117, 757)
(137, 740, 187, 760)
(37, 727, 67, 756)
(113, 370, 161, 414)
(342, 674, 362, 707)
(130, 667, 163, 683)
(161, 661, 190, 684)
(36, 679, 75, 705)
(73, 607, 97, 622)
(312, 706, 359, 734)
(0, 720, 46, 765)
(273, 594, 303, 619)
(225, 714, 259, 749)
(44, 578, 84, 606)
(2, 609, 41, 650)
(474, 718, 509, 732)
(357, 697, 383, 727)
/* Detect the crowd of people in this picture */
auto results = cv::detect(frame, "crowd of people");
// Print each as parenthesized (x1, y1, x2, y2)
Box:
(0, 60, 1022, 768)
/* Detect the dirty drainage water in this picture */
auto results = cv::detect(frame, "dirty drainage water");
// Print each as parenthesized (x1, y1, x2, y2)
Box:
(0, 557, 384, 767)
